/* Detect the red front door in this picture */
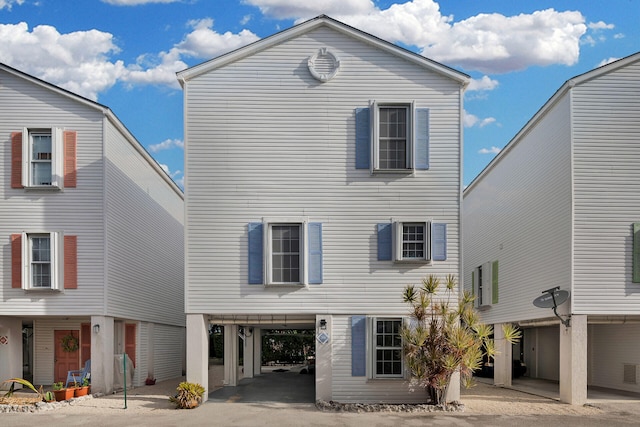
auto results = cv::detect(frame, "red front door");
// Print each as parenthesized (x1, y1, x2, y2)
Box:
(54, 330, 80, 383)
(125, 323, 136, 367)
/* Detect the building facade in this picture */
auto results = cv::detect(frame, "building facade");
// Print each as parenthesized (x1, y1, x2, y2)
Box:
(0, 63, 185, 394)
(180, 16, 468, 403)
(463, 52, 640, 404)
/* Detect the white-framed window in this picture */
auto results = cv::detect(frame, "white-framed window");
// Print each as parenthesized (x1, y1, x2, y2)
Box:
(22, 232, 60, 290)
(394, 221, 430, 262)
(269, 223, 302, 284)
(372, 102, 414, 171)
(22, 127, 64, 189)
(373, 318, 404, 378)
(473, 261, 498, 308)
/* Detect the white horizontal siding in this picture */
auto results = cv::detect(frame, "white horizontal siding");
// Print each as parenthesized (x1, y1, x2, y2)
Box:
(104, 121, 185, 326)
(330, 315, 425, 403)
(463, 94, 573, 324)
(572, 59, 640, 314)
(589, 324, 640, 392)
(0, 68, 106, 315)
(33, 318, 87, 385)
(153, 323, 185, 382)
(186, 26, 462, 315)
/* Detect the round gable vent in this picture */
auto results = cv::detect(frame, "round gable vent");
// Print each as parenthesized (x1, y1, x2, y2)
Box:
(308, 48, 341, 83)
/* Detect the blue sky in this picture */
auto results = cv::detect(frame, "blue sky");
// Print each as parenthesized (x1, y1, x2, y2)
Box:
(1, 0, 638, 188)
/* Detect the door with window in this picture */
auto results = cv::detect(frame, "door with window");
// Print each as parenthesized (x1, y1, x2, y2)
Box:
(54, 330, 79, 383)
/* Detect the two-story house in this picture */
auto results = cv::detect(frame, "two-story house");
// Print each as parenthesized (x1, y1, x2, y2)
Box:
(463, 52, 640, 405)
(0, 63, 185, 395)
(179, 16, 469, 403)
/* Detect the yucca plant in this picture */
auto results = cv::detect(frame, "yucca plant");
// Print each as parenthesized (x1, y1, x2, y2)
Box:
(169, 381, 205, 409)
(402, 274, 520, 405)
(2, 378, 45, 401)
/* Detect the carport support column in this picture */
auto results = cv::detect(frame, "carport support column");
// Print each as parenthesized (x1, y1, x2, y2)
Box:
(0, 317, 22, 390)
(315, 315, 332, 401)
(559, 315, 587, 405)
(224, 325, 239, 386)
(243, 327, 254, 379)
(253, 328, 262, 376)
(493, 323, 512, 387)
(91, 316, 114, 395)
(186, 314, 209, 402)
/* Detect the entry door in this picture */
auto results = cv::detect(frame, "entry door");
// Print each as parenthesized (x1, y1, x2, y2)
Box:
(54, 330, 79, 383)
(125, 323, 136, 367)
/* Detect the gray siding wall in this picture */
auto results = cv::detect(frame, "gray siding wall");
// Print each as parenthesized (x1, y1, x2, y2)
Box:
(589, 324, 640, 392)
(0, 69, 106, 315)
(463, 94, 573, 324)
(153, 323, 185, 381)
(572, 60, 640, 314)
(104, 120, 184, 326)
(185, 26, 462, 316)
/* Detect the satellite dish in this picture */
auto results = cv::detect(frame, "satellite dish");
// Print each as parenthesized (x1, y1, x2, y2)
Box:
(533, 289, 569, 308)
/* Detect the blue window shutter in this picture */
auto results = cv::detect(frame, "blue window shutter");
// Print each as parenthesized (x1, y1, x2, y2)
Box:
(308, 223, 323, 284)
(355, 108, 370, 169)
(377, 223, 392, 261)
(415, 108, 429, 170)
(634, 223, 640, 283)
(351, 315, 366, 376)
(432, 223, 447, 261)
(248, 223, 263, 284)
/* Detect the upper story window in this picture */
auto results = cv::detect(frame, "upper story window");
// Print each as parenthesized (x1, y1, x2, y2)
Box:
(473, 260, 499, 308)
(377, 221, 447, 263)
(355, 102, 429, 172)
(11, 232, 78, 291)
(30, 132, 53, 186)
(378, 106, 409, 170)
(401, 222, 426, 260)
(11, 128, 77, 190)
(247, 220, 323, 286)
(270, 224, 301, 284)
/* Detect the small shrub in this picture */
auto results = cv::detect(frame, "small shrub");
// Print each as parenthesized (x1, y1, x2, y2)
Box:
(169, 382, 205, 409)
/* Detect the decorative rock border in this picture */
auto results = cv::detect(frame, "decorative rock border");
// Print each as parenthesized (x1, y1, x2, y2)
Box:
(315, 399, 465, 413)
(0, 393, 103, 413)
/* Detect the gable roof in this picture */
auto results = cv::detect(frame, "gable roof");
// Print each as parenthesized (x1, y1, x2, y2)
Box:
(464, 50, 640, 194)
(177, 15, 469, 86)
(0, 62, 183, 197)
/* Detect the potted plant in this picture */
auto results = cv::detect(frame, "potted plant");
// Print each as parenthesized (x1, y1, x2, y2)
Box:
(74, 377, 90, 397)
(52, 381, 74, 401)
(169, 382, 205, 409)
(44, 391, 55, 402)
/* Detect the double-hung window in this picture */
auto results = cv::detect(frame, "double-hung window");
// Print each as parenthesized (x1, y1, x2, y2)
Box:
(248, 220, 323, 286)
(22, 127, 64, 189)
(355, 102, 429, 172)
(473, 260, 499, 308)
(377, 221, 447, 263)
(22, 232, 60, 290)
(374, 318, 403, 378)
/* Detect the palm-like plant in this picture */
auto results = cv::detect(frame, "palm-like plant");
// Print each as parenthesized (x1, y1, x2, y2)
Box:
(402, 274, 520, 405)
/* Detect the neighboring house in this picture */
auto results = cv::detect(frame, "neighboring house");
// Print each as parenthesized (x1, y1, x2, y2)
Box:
(179, 16, 469, 403)
(463, 52, 640, 405)
(0, 63, 185, 395)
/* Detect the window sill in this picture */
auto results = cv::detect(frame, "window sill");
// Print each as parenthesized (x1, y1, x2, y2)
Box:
(372, 169, 414, 175)
(394, 258, 430, 264)
(367, 377, 406, 382)
(23, 185, 62, 191)
(264, 283, 306, 288)
(23, 288, 61, 292)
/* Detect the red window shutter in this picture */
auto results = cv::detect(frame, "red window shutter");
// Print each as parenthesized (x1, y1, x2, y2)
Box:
(125, 324, 136, 367)
(80, 323, 91, 367)
(11, 234, 22, 288)
(64, 131, 77, 188)
(11, 132, 23, 189)
(64, 235, 78, 289)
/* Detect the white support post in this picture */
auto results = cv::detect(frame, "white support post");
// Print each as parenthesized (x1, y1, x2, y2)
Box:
(91, 316, 114, 395)
(493, 323, 513, 387)
(315, 315, 332, 401)
(243, 327, 254, 379)
(186, 314, 209, 401)
(0, 317, 22, 390)
(559, 315, 587, 405)
(224, 325, 238, 386)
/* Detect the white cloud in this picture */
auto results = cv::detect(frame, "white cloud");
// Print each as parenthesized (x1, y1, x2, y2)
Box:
(159, 163, 184, 188)
(614, 33, 624, 39)
(249, 0, 588, 74)
(242, 0, 374, 20)
(0, 22, 125, 100)
(240, 15, 252, 25)
(597, 57, 620, 68)
(122, 18, 260, 87)
(464, 111, 496, 128)
(0, 0, 24, 10)
(149, 138, 184, 153)
(588, 21, 614, 31)
(102, 0, 179, 5)
(478, 146, 501, 155)
(467, 75, 499, 92)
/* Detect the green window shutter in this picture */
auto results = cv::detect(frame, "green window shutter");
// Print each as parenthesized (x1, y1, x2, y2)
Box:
(492, 260, 499, 304)
(634, 223, 640, 283)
